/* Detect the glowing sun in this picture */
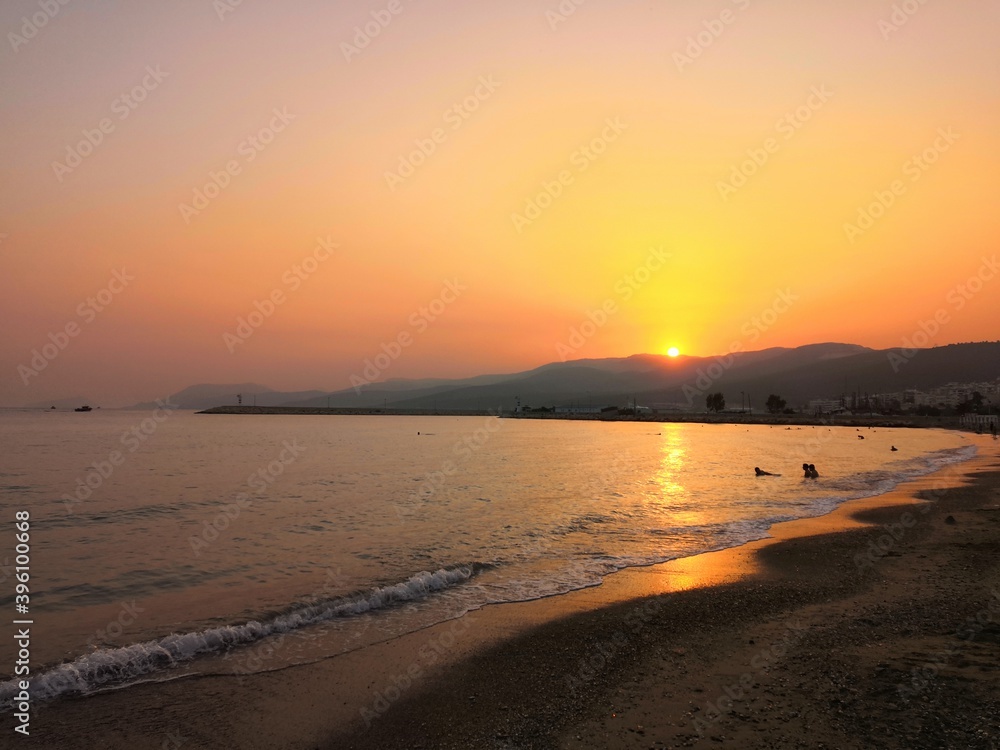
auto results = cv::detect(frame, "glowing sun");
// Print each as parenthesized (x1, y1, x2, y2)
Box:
(667, 346, 680, 358)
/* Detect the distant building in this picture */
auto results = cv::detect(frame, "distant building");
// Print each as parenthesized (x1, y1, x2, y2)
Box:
(808, 399, 845, 415)
(648, 402, 688, 412)
(808, 378, 1000, 416)
(960, 414, 998, 429)
(554, 405, 604, 414)
(927, 383, 971, 408)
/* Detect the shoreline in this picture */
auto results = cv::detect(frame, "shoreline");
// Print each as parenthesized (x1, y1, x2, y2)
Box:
(196, 404, 970, 430)
(328, 439, 1000, 749)
(27, 438, 999, 749)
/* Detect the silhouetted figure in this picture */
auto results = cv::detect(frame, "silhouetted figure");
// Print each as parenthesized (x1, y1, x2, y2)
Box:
(858, 435, 865, 440)
(803, 462, 811, 478)
(808, 464, 819, 478)
(755, 467, 776, 476)
(891, 445, 898, 451)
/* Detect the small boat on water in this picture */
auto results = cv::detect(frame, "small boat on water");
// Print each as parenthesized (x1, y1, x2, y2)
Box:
(74, 405, 92, 412)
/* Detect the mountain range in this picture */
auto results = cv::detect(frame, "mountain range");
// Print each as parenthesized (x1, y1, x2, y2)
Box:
(126, 341, 1000, 412)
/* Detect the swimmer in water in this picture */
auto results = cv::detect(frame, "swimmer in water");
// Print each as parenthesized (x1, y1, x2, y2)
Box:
(755, 467, 776, 476)
(803, 463, 811, 478)
(891, 445, 898, 451)
(808, 464, 819, 478)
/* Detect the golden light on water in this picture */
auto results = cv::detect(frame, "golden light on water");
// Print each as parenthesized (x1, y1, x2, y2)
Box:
(656, 425, 687, 500)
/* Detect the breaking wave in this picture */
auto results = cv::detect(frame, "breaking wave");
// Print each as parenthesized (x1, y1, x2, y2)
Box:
(0, 563, 485, 706)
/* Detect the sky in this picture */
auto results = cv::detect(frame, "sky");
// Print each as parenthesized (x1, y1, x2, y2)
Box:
(2, 0, 998, 406)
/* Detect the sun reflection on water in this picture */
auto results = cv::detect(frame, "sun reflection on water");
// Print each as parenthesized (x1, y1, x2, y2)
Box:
(656, 424, 687, 500)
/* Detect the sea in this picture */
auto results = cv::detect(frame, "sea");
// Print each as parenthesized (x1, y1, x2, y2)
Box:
(0, 409, 977, 707)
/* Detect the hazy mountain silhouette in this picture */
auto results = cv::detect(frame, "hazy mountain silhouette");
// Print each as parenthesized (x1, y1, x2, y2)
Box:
(281, 341, 999, 411)
(127, 342, 999, 412)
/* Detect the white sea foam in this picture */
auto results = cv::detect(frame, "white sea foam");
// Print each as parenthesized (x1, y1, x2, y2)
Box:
(0, 564, 480, 706)
(0, 415, 979, 712)
(487, 443, 980, 610)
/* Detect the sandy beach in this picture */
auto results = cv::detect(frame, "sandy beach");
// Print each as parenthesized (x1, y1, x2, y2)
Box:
(24, 437, 1000, 749)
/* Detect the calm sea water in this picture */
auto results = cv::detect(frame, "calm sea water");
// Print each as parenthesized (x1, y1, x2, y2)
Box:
(0, 410, 975, 705)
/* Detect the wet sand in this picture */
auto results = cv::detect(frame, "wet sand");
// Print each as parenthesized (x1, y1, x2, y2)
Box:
(26, 439, 1000, 749)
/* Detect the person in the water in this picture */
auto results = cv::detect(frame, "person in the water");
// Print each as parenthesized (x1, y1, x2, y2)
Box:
(802, 463, 811, 477)
(755, 467, 776, 476)
(808, 464, 819, 478)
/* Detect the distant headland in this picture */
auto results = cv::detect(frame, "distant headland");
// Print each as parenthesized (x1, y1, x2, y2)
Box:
(175, 342, 1000, 429)
(196, 404, 977, 430)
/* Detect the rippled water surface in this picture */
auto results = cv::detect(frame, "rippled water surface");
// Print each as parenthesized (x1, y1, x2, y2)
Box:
(0, 410, 974, 703)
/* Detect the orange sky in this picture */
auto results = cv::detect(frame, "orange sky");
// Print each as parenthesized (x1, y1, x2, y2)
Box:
(2, 0, 998, 406)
